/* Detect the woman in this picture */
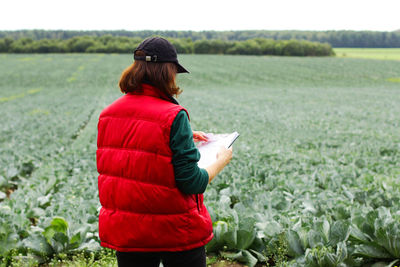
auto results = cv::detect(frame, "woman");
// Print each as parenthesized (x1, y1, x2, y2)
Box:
(96, 37, 233, 267)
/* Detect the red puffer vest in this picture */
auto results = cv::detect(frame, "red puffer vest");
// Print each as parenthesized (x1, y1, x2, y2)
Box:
(96, 84, 213, 252)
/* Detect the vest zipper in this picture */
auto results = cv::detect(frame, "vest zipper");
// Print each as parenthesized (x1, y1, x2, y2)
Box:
(195, 194, 200, 212)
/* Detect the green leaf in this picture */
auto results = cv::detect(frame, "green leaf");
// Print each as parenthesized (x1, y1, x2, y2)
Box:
(349, 225, 370, 243)
(302, 200, 317, 213)
(249, 236, 264, 252)
(328, 221, 350, 246)
(50, 217, 68, 235)
(87, 215, 97, 224)
(236, 229, 256, 250)
(6, 167, 18, 178)
(257, 220, 282, 237)
(22, 234, 53, 256)
(207, 221, 228, 252)
(370, 262, 389, 267)
(220, 250, 242, 260)
(308, 230, 324, 248)
(0, 175, 6, 186)
(223, 229, 237, 249)
(365, 211, 378, 231)
(249, 249, 267, 262)
(241, 250, 258, 267)
(323, 252, 337, 266)
(322, 219, 330, 242)
(32, 207, 45, 217)
(238, 216, 256, 233)
(304, 248, 321, 267)
(0, 230, 18, 255)
(335, 241, 348, 263)
(37, 195, 51, 207)
(78, 239, 101, 251)
(298, 228, 310, 250)
(43, 227, 56, 243)
(74, 226, 89, 244)
(50, 232, 69, 253)
(287, 230, 304, 257)
(388, 259, 400, 267)
(375, 221, 400, 258)
(354, 244, 392, 259)
(69, 232, 81, 249)
(53, 232, 69, 246)
(213, 221, 228, 242)
(221, 250, 258, 267)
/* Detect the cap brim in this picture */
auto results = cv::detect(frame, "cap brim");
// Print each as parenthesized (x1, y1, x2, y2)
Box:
(176, 62, 189, 74)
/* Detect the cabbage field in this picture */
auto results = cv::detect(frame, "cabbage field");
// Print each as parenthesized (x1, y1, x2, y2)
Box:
(0, 53, 400, 266)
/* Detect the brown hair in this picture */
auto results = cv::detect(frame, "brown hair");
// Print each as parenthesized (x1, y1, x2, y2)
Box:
(119, 50, 182, 97)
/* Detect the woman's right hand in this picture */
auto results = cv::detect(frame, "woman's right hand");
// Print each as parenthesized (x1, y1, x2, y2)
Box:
(216, 146, 233, 166)
(206, 146, 233, 184)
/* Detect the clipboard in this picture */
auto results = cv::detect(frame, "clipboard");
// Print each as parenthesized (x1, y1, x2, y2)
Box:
(196, 132, 240, 168)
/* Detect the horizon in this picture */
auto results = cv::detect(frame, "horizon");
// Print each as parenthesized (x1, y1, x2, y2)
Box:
(2, 29, 399, 33)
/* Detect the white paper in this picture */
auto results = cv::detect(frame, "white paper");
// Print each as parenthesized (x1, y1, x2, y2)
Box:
(196, 132, 239, 168)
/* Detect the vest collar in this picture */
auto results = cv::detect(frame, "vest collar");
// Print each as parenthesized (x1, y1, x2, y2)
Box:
(128, 83, 179, 105)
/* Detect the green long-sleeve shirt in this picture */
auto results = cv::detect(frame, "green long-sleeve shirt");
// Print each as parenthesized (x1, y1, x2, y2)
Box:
(170, 110, 209, 194)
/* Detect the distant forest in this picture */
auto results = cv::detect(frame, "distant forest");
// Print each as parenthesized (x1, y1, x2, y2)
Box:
(0, 36, 334, 56)
(1, 29, 400, 47)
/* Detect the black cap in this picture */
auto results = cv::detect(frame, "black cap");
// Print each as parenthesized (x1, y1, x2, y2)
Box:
(134, 37, 189, 73)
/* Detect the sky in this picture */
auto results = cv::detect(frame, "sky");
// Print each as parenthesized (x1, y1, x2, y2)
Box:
(0, 0, 399, 32)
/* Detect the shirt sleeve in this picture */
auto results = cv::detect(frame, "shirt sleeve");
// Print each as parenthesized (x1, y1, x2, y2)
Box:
(170, 110, 209, 194)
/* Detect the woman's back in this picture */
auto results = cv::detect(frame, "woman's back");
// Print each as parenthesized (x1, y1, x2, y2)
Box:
(97, 83, 213, 252)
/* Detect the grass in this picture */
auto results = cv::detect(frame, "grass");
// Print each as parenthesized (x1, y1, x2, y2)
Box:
(334, 48, 400, 61)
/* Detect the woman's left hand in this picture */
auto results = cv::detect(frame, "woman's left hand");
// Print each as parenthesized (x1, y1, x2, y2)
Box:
(193, 131, 208, 142)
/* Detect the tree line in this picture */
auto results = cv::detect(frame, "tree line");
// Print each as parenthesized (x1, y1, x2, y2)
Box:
(0, 36, 334, 56)
(1, 29, 400, 47)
